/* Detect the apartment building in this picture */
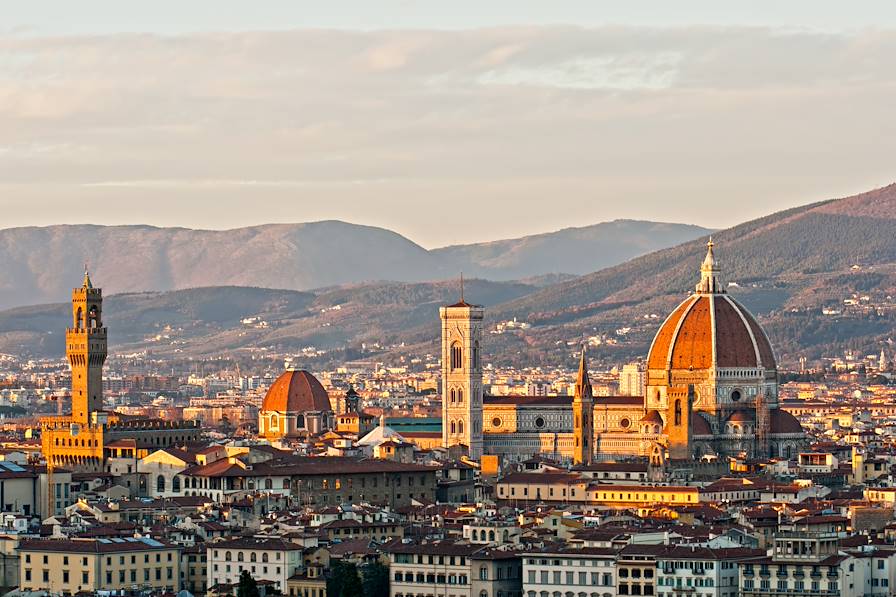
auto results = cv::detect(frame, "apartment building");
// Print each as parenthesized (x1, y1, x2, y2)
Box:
(17, 537, 180, 594)
(522, 547, 616, 597)
(207, 537, 304, 593)
(740, 532, 861, 597)
(496, 472, 700, 507)
(654, 546, 764, 597)
(386, 540, 522, 597)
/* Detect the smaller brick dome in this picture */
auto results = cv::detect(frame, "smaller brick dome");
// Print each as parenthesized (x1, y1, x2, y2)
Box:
(691, 413, 712, 436)
(262, 370, 332, 413)
(769, 409, 803, 434)
(640, 410, 664, 425)
(727, 411, 754, 424)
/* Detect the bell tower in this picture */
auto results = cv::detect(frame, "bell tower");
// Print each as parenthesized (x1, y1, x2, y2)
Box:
(572, 347, 594, 466)
(66, 268, 107, 424)
(440, 290, 484, 460)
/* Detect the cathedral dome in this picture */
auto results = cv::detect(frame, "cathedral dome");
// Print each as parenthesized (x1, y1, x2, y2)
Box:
(647, 240, 776, 371)
(262, 370, 332, 413)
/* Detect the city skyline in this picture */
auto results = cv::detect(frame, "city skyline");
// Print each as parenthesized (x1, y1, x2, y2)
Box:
(1, 6, 894, 597)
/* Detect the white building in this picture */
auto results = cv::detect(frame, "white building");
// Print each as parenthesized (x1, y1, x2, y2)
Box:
(740, 532, 863, 597)
(655, 545, 764, 597)
(386, 541, 522, 597)
(619, 363, 646, 397)
(206, 537, 303, 592)
(522, 547, 616, 597)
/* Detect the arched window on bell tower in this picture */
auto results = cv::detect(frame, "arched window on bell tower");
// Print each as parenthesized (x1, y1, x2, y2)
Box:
(75, 307, 83, 330)
(674, 399, 682, 426)
(451, 342, 463, 370)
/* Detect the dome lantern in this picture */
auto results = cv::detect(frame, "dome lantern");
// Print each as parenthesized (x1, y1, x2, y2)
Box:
(696, 237, 723, 294)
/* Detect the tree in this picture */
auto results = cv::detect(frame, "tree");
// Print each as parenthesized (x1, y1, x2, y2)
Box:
(328, 561, 363, 597)
(362, 561, 390, 597)
(238, 570, 260, 597)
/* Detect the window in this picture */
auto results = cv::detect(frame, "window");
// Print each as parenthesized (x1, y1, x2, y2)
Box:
(451, 343, 463, 370)
(157, 475, 166, 493)
(173, 476, 181, 492)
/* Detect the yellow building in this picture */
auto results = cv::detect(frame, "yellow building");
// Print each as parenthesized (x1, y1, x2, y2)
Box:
(334, 412, 377, 438)
(17, 537, 181, 594)
(40, 270, 201, 473)
(287, 563, 328, 597)
(496, 471, 700, 506)
(182, 544, 208, 595)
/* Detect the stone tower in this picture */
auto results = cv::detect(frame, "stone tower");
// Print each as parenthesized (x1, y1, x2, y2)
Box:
(440, 294, 484, 460)
(572, 347, 594, 466)
(67, 268, 107, 424)
(666, 385, 694, 460)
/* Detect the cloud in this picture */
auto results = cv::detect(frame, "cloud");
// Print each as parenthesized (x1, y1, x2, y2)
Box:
(0, 25, 894, 245)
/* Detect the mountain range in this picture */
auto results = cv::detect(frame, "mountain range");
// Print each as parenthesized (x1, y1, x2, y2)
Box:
(2, 183, 896, 367)
(0, 219, 710, 311)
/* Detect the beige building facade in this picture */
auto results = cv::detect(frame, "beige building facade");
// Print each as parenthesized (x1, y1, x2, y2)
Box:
(17, 537, 180, 594)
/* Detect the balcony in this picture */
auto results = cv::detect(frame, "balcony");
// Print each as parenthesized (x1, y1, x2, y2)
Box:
(742, 569, 755, 578)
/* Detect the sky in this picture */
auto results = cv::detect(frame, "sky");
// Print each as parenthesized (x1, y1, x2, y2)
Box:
(2, 2, 896, 247)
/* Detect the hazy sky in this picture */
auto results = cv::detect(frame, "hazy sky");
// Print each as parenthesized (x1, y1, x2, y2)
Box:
(2, 2, 895, 247)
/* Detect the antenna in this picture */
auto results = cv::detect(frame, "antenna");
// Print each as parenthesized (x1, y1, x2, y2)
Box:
(460, 272, 465, 303)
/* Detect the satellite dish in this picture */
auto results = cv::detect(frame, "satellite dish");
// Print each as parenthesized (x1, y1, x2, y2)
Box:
(70, 423, 81, 437)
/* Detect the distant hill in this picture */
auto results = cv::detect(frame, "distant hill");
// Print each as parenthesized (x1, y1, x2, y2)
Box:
(0, 279, 541, 358)
(431, 220, 712, 280)
(0, 220, 710, 310)
(6, 184, 896, 367)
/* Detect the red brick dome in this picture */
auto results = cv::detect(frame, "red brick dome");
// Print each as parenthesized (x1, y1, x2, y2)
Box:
(262, 370, 332, 413)
(727, 410, 754, 424)
(647, 241, 776, 371)
(691, 413, 712, 436)
(769, 409, 803, 434)
(640, 410, 664, 425)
